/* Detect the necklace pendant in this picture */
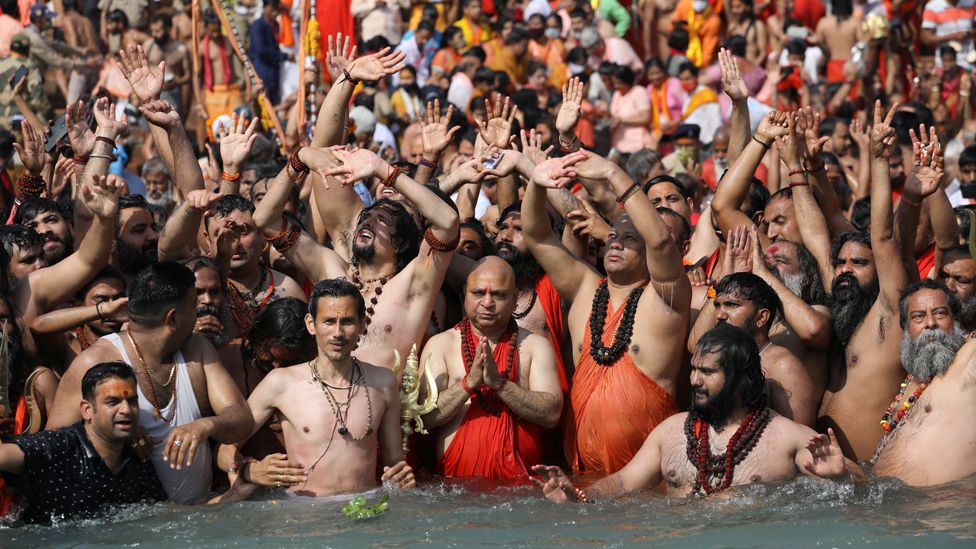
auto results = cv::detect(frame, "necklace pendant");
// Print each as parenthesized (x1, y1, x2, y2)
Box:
(153, 409, 160, 419)
(338, 426, 349, 436)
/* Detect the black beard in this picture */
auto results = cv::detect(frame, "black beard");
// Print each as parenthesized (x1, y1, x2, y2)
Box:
(352, 241, 376, 264)
(900, 325, 965, 382)
(196, 304, 229, 347)
(42, 235, 73, 265)
(690, 382, 737, 427)
(958, 295, 976, 327)
(154, 36, 170, 47)
(496, 244, 543, 289)
(115, 238, 159, 274)
(830, 273, 879, 345)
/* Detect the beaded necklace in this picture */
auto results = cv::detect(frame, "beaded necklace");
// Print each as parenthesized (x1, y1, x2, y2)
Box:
(227, 264, 275, 333)
(684, 405, 772, 496)
(310, 357, 374, 440)
(880, 374, 928, 433)
(588, 279, 644, 365)
(351, 265, 394, 334)
(512, 288, 537, 321)
(125, 329, 178, 423)
(458, 318, 519, 415)
(74, 326, 91, 351)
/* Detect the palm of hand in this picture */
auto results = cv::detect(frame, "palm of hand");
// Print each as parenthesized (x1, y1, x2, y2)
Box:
(94, 107, 124, 133)
(870, 128, 893, 157)
(913, 166, 943, 196)
(128, 67, 163, 102)
(340, 150, 381, 180)
(68, 125, 94, 156)
(349, 56, 385, 82)
(482, 119, 512, 149)
(328, 54, 350, 81)
(556, 102, 580, 133)
(422, 124, 450, 153)
(722, 75, 748, 100)
(145, 109, 179, 128)
(532, 159, 566, 186)
(524, 146, 548, 165)
(221, 135, 250, 165)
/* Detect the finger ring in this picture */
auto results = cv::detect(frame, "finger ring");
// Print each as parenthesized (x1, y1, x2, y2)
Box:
(174, 440, 183, 447)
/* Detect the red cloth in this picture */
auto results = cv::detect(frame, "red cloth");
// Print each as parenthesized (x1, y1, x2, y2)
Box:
(535, 275, 568, 392)
(563, 288, 680, 475)
(438, 325, 542, 481)
(916, 242, 936, 279)
(0, 396, 29, 516)
(202, 34, 232, 92)
(792, 0, 825, 30)
(317, 0, 355, 80)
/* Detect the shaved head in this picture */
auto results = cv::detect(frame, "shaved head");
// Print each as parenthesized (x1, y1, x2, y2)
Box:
(465, 257, 518, 333)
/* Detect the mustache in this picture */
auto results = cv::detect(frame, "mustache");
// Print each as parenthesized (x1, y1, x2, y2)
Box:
(196, 304, 222, 318)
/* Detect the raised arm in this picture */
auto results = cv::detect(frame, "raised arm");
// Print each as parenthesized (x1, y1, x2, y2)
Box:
(139, 98, 204, 199)
(554, 77, 585, 154)
(158, 190, 223, 262)
(718, 48, 751, 160)
(216, 115, 260, 196)
(417, 99, 461, 185)
(893, 126, 946, 281)
(868, 101, 910, 313)
(116, 45, 175, 172)
(711, 111, 788, 234)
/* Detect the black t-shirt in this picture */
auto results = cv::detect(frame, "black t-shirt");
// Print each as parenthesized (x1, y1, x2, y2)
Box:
(5, 422, 166, 524)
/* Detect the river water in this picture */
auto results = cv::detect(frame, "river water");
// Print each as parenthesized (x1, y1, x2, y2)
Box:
(2, 476, 974, 547)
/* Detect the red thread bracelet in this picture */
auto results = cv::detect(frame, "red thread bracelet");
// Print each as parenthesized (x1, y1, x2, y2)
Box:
(901, 196, 922, 208)
(461, 377, 476, 397)
(788, 168, 805, 177)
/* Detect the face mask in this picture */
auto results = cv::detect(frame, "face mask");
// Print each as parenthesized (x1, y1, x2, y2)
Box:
(568, 63, 585, 75)
(545, 28, 560, 39)
(693, 0, 709, 11)
(680, 80, 697, 93)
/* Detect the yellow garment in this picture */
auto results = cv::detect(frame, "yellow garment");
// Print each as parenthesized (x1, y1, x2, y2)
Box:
(683, 86, 718, 118)
(685, 0, 722, 67)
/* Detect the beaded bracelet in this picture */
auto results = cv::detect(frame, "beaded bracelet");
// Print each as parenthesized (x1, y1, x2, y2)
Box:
(272, 225, 301, 253)
(16, 173, 45, 200)
(285, 162, 307, 182)
(574, 488, 590, 503)
(752, 136, 771, 149)
(289, 149, 308, 175)
(424, 226, 460, 253)
(616, 183, 641, 205)
(382, 164, 402, 189)
(265, 218, 290, 243)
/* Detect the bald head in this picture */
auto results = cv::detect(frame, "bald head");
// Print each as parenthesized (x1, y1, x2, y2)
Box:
(465, 256, 518, 331)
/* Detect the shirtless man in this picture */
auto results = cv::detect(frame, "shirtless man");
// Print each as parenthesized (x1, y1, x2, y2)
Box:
(813, 0, 862, 84)
(939, 246, 976, 333)
(816, 105, 944, 461)
(143, 14, 191, 117)
(113, 195, 160, 286)
(421, 258, 563, 480)
(253, 145, 459, 369)
(532, 325, 850, 501)
(872, 279, 976, 485)
(194, 11, 248, 120)
(523, 150, 691, 475)
(689, 270, 816, 426)
(47, 262, 253, 504)
(215, 279, 414, 497)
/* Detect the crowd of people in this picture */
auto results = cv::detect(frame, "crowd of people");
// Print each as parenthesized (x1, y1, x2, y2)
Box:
(0, 0, 971, 528)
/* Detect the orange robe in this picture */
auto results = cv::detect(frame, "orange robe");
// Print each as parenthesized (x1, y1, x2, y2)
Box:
(438, 323, 543, 481)
(564, 293, 680, 475)
(536, 275, 569, 392)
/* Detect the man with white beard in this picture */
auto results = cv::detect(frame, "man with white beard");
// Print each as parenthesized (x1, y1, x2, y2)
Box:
(872, 279, 976, 486)
(142, 156, 176, 221)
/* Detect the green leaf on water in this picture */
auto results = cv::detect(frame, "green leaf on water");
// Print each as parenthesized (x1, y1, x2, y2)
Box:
(341, 494, 390, 520)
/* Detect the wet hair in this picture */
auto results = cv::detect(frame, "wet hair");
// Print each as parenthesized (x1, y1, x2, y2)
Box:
(81, 361, 136, 402)
(76, 266, 127, 302)
(246, 297, 316, 363)
(851, 198, 871, 231)
(695, 324, 766, 409)
(127, 262, 196, 325)
(899, 279, 961, 330)
(13, 197, 70, 227)
(959, 145, 976, 168)
(830, 230, 872, 263)
(674, 173, 703, 202)
(626, 149, 661, 185)
(746, 178, 770, 221)
(677, 61, 699, 77)
(714, 272, 781, 327)
(657, 207, 691, 244)
(460, 217, 494, 255)
(723, 35, 747, 57)
(356, 198, 420, 272)
(769, 186, 793, 203)
(0, 224, 43, 257)
(643, 174, 690, 197)
(308, 278, 366, 320)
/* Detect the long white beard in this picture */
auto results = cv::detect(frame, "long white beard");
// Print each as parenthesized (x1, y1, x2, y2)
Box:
(900, 324, 966, 382)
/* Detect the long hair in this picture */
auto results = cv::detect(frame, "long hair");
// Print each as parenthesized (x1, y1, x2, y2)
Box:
(355, 199, 420, 273)
(695, 324, 766, 409)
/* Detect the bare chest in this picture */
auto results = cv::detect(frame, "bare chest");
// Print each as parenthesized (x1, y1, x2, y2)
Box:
(278, 378, 385, 444)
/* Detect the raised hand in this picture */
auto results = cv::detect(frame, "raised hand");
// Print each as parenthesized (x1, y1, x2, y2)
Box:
(65, 100, 95, 158)
(566, 199, 612, 244)
(326, 147, 384, 186)
(478, 93, 518, 149)
(419, 99, 460, 158)
(80, 174, 122, 220)
(529, 465, 576, 503)
(718, 47, 748, 101)
(348, 47, 406, 82)
(749, 224, 771, 276)
(531, 151, 588, 188)
(907, 125, 944, 199)
(802, 428, 846, 479)
(326, 33, 355, 82)
(722, 224, 753, 274)
(849, 115, 870, 152)
(556, 76, 584, 135)
(13, 120, 45, 176)
(100, 296, 129, 322)
(116, 44, 165, 103)
(93, 96, 129, 136)
(452, 156, 489, 184)
(138, 98, 180, 130)
(755, 111, 790, 144)
(219, 114, 260, 170)
(50, 156, 77, 197)
(184, 189, 224, 215)
(773, 113, 802, 170)
(520, 129, 553, 165)
(869, 99, 899, 159)
(794, 107, 829, 160)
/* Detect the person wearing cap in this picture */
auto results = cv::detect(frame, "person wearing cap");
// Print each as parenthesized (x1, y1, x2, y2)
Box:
(661, 123, 702, 175)
(23, 3, 99, 80)
(0, 31, 49, 131)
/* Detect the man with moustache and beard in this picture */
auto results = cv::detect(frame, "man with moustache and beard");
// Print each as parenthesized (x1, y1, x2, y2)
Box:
(494, 203, 570, 390)
(141, 157, 177, 222)
(872, 279, 976, 486)
(14, 198, 75, 266)
(532, 325, 852, 501)
(142, 14, 192, 117)
(113, 195, 160, 285)
(939, 245, 976, 334)
(815, 105, 945, 462)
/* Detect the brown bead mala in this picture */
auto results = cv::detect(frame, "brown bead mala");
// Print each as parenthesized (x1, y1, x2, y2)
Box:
(458, 318, 519, 416)
(588, 279, 644, 365)
(351, 265, 394, 334)
(15, 173, 45, 202)
(73, 326, 91, 351)
(226, 265, 275, 335)
(684, 404, 772, 496)
(423, 227, 460, 253)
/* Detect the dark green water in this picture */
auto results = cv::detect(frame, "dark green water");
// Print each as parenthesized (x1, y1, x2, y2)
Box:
(2, 476, 974, 547)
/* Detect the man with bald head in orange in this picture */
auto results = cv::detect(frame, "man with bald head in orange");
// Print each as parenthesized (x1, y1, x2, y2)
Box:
(420, 257, 563, 481)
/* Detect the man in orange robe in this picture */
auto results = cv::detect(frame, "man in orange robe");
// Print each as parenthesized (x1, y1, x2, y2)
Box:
(421, 257, 563, 481)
